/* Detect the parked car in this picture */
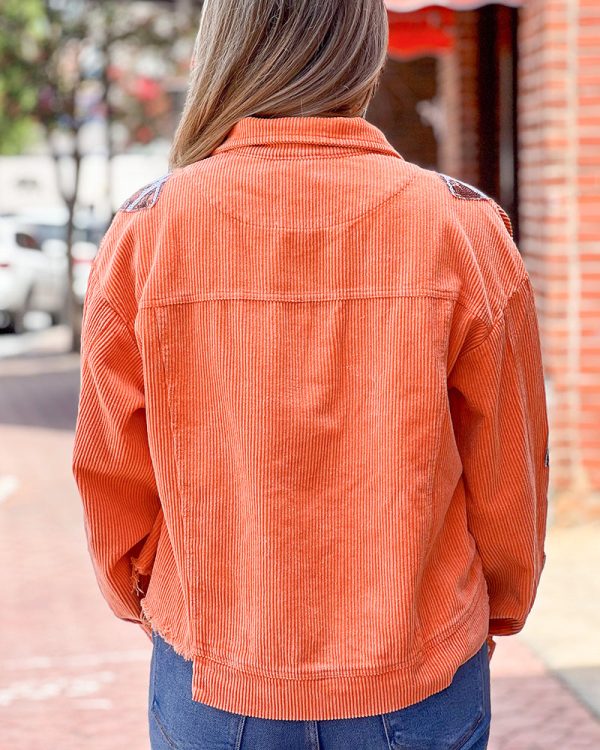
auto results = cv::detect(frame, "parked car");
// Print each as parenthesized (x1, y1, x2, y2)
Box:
(0, 209, 108, 333)
(0, 217, 67, 333)
(13, 207, 107, 254)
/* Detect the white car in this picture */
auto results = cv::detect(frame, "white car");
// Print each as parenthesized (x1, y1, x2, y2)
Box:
(0, 217, 68, 333)
(0, 209, 107, 333)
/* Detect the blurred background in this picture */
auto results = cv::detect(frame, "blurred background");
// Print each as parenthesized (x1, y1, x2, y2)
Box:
(0, 1, 598, 748)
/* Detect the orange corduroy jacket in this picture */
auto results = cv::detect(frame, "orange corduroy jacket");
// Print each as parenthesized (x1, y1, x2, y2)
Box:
(71, 114, 550, 721)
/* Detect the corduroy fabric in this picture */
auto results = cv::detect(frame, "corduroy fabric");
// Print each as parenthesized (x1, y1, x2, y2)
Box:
(71, 114, 549, 721)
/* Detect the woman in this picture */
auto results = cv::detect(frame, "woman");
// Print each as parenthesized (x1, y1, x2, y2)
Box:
(71, 1, 550, 748)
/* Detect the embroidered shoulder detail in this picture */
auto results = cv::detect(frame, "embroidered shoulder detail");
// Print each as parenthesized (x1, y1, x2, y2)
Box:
(439, 173, 490, 201)
(438, 173, 514, 237)
(119, 173, 171, 212)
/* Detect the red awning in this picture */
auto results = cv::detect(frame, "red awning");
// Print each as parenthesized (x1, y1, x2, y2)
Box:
(388, 8, 454, 59)
(385, 2, 522, 60)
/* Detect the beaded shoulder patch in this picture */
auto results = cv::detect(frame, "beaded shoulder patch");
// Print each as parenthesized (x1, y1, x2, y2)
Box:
(439, 173, 490, 201)
(439, 172, 514, 237)
(119, 173, 171, 212)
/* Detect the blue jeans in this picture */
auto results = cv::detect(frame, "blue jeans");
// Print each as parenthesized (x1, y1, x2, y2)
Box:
(148, 630, 491, 750)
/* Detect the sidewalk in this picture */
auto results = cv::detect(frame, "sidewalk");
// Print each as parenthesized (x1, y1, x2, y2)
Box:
(0, 340, 599, 750)
(488, 523, 600, 750)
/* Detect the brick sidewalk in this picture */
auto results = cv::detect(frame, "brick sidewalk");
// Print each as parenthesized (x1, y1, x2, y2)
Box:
(1, 351, 599, 749)
(489, 638, 600, 750)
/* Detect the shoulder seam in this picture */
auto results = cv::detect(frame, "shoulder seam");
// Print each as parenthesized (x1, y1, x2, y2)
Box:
(456, 273, 531, 357)
(489, 200, 514, 238)
(85, 264, 139, 350)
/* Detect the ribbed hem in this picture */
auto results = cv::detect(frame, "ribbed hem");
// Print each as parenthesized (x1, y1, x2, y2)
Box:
(184, 582, 490, 721)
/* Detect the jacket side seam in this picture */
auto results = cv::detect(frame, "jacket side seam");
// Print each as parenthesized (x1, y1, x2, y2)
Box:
(425, 297, 456, 549)
(87, 263, 139, 348)
(152, 306, 195, 644)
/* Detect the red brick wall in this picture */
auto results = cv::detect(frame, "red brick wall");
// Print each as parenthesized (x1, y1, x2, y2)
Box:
(519, 0, 600, 522)
(439, 1, 600, 522)
(577, 0, 600, 513)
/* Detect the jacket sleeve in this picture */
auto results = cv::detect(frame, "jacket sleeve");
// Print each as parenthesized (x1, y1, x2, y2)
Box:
(447, 271, 550, 640)
(72, 263, 161, 639)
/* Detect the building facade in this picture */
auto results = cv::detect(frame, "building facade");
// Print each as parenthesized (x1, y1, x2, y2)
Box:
(377, 1, 600, 523)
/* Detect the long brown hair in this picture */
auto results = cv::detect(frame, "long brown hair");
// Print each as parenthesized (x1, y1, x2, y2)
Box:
(169, 0, 389, 169)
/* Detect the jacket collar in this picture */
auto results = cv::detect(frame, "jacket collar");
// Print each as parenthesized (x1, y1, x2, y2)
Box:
(210, 115, 403, 160)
